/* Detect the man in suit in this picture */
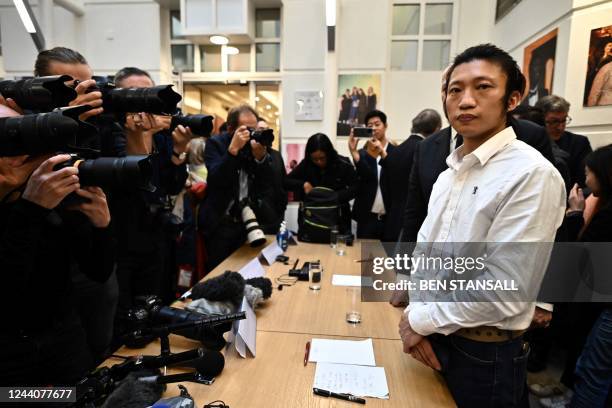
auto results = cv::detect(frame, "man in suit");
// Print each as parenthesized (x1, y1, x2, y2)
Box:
(380, 109, 441, 242)
(535, 95, 592, 188)
(349, 110, 396, 239)
(200, 105, 275, 271)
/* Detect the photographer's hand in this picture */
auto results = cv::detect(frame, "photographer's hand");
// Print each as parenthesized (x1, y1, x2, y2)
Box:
(250, 140, 267, 161)
(228, 125, 250, 156)
(70, 186, 111, 228)
(124, 113, 158, 154)
(0, 94, 24, 114)
(22, 154, 80, 209)
(0, 155, 48, 201)
(70, 79, 104, 121)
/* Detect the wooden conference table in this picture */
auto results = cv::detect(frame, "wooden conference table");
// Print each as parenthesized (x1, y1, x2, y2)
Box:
(105, 238, 455, 407)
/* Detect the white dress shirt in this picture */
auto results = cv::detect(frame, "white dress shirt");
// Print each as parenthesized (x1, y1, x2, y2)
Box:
(370, 142, 388, 215)
(405, 126, 566, 336)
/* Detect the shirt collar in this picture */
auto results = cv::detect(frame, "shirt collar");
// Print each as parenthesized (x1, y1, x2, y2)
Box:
(446, 126, 517, 171)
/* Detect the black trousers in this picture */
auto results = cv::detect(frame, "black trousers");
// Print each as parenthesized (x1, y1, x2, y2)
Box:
(71, 270, 118, 364)
(204, 218, 246, 272)
(0, 314, 93, 387)
(356, 212, 385, 240)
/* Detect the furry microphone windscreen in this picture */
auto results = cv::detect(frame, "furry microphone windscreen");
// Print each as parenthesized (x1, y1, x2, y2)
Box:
(245, 277, 273, 299)
(101, 369, 164, 408)
(190, 271, 245, 305)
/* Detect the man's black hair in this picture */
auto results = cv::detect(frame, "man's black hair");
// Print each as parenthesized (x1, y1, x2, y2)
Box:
(445, 43, 526, 109)
(34, 46, 88, 76)
(364, 110, 387, 126)
(114, 67, 153, 87)
(411, 109, 442, 136)
(226, 104, 258, 133)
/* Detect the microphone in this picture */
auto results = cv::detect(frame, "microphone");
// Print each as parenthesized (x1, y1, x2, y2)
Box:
(139, 348, 206, 369)
(138, 350, 225, 384)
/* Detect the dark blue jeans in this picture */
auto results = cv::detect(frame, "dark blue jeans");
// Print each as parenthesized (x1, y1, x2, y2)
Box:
(430, 333, 530, 408)
(571, 308, 612, 408)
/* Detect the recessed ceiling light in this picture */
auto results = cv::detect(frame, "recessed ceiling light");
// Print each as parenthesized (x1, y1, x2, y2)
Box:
(210, 35, 229, 45)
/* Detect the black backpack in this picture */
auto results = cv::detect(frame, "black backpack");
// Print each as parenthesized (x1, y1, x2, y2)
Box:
(298, 186, 340, 243)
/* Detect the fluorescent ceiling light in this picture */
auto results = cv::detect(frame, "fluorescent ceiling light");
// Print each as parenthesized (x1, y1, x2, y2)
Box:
(326, 0, 336, 27)
(210, 35, 229, 45)
(225, 46, 239, 55)
(13, 0, 36, 33)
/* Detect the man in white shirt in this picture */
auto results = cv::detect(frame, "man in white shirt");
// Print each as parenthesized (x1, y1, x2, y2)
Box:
(399, 44, 566, 407)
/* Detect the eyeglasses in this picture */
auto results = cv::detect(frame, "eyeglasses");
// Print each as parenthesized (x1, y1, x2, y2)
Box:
(545, 116, 572, 126)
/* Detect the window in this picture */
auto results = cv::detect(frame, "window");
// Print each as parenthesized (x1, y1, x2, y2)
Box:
(495, 0, 523, 22)
(256, 43, 280, 72)
(200, 45, 222, 72)
(391, 1, 454, 71)
(256, 9, 281, 38)
(171, 44, 194, 72)
(170, 10, 183, 39)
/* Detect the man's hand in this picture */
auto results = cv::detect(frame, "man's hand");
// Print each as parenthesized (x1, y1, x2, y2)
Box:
(228, 126, 251, 156)
(399, 312, 423, 352)
(368, 138, 387, 159)
(348, 128, 360, 163)
(172, 125, 193, 154)
(68, 186, 111, 228)
(22, 154, 80, 209)
(0, 155, 48, 200)
(250, 140, 267, 161)
(303, 181, 314, 195)
(0, 94, 24, 114)
(409, 338, 441, 371)
(389, 289, 408, 307)
(567, 183, 585, 212)
(531, 306, 552, 329)
(124, 113, 168, 154)
(69, 79, 104, 121)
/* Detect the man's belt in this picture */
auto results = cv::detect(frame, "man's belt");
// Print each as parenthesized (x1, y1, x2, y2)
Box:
(454, 326, 527, 343)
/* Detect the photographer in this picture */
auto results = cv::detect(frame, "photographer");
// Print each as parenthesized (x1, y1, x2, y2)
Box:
(0, 106, 115, 385)
(200, 104, 275, 271)
(109, 67, 189, 340)
(30, 47, 118, 363)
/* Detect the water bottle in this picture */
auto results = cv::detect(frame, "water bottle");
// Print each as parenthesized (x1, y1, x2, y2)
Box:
(277, 221, 289, 251)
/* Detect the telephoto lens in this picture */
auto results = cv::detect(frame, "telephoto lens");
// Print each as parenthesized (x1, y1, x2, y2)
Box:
(241, 204, 267, 247)
(103, 85, 182, 115)
(0, 75, 77, 111)
(170, 114, 214, 137)
(0, 106, 96, 156)
(54, 154, 154, 191)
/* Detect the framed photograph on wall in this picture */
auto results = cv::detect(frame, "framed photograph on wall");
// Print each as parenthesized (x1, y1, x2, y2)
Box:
(522, 29, 558, 106)
(336, 74, 382, 136)
(584, 24, 612, 107)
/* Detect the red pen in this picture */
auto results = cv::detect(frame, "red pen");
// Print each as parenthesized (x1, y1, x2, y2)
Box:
(304, 341, 311, 366)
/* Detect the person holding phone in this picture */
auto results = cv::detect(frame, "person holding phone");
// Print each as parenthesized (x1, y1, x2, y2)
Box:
(349, 110, 396, 239)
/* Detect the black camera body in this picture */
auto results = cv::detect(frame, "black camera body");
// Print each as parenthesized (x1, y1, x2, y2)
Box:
(249, 128, 274, 147)
(0, 75, 77, 111)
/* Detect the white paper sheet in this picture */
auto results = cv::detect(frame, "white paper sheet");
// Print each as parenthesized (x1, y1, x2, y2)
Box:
(331, 274, 362, 287)
(313, 362, 389, 399)
(233, 297, 257, 358)
(308, 338, 375, 366)
(260, 241, 283, 265)
(238, 257, 266, 280)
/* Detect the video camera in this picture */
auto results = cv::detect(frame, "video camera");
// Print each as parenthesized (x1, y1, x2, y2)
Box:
(123, 295, 245, 350)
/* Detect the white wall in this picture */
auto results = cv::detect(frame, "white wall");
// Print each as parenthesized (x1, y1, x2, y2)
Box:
(281, 0, 326, 71)
(494, 0, 612, 148)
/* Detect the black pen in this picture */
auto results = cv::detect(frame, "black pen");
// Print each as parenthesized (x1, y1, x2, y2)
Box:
(313, 388, 366, 404)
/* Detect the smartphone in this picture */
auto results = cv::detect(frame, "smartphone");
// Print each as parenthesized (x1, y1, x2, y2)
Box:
(353, 127, 373, 138)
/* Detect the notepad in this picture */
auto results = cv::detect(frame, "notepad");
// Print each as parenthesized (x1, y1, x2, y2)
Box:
(308, 338, 376, 366)
(313, 362, 389, 399)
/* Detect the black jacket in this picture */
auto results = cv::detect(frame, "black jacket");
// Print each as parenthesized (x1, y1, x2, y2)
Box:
(379, 134, 422, 241)
(199, 132, 275, 234)
(352, 143, 397, 221)
(0, 199, 115, 331)
(401, 118, 556, 242)
(286, 155, 358, 232)
(555, 131, 592, 188)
